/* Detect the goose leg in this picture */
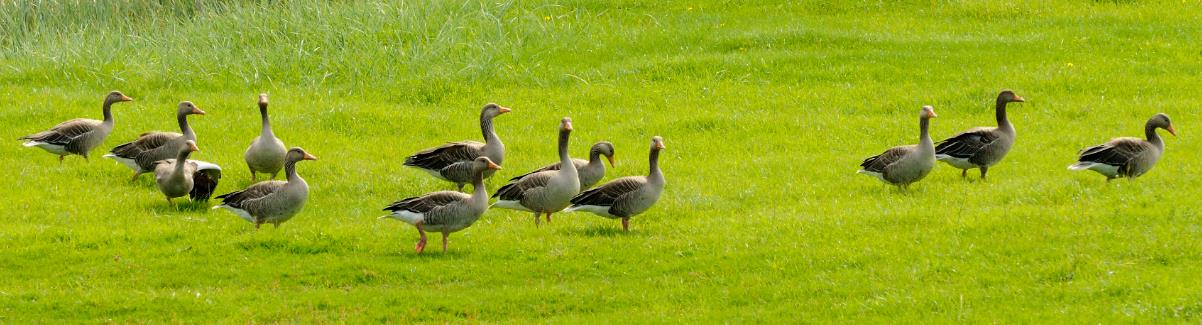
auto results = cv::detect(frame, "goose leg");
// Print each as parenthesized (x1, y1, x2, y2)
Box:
(249, 167, 256, 181)
(533, 212, 541, 226)
(254, 219, 263, 229)
(621, 217, 630, 232)
(166, 198, 174, 207)
(441, 232, 449, 253)
(457, 183, 466, 192)
(979, 167, 988, 180)
(270, 172, 279, 179)
(415, 223, 428, 253)
(59, 155, 65, 164)
(130, 172, 140, 182)
(960, 169, 967, 178)
(545, 213, 553, 223)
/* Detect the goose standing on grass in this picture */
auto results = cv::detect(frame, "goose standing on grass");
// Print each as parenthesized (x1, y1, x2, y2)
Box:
(404, 103, 510, 191)
(566, 136, 666, 232)
(153, 140, 222, 206)
(381, 157, 501, 254)
(858, 106, 938, 190)
(509, 141, 615, 191)
(104, 101, 206, 181)
(212, 148, 316, 229)
(935, 90, 1025, 180)
(244, 93, 287, 181)
(20, 91, 132, 163)
(1069, 113, 1176, 181)
(492, 118, 580, 225)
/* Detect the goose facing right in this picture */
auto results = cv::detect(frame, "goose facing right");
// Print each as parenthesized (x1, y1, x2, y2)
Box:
(213, 148, 316, 229)
(244, 93, 287, 181)
(858, 105, 937, 190)
(20, 91, 132, 163)
(104, 101, 206, 180)
(566, 136, 666, 232)
(934, 90, 1025, 180)
(1069, 113, 1176, 181)
(404, 103, 510, 191)
(381, 157, 501, 254)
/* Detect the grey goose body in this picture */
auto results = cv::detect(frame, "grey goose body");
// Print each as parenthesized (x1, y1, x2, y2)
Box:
(492, 118, 580, 225)
(567, 136, 666, 232)
(1069, 113, 1176, 181)
(20, 91, 132, 163)
(153, 140, 222, 205)
(244, 94, 288, 181)
(510, 141, 615, 190)
(213, 148, 316, 228)
(935, 90, 1025, 179)
(404, 103, 510, 191)
(858, 106, 938, 190)
(104, 101, 206, 180)
(382, 157, 501, 253)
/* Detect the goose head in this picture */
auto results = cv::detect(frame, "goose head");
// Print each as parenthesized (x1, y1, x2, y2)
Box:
(177, 101, 206, 116)
(561, 117, 573, 133)
(1150, 113, 1177, 136)
(258, 93, 269, 109)
(593, 141, 616, 167)
(481, 103, 512, 118)
(106, 91, 133, 104)
(180, 140, 200, 154)
(997, 90, 1025, 103)
(651, 136, 665, 150)
(472, 156, 502, 173)
(285, 147, 318, 163)
(921, 105, 937, 119)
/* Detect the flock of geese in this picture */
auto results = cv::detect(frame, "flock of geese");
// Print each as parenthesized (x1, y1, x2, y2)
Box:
(858, 90, 1178, 189)
(18, 92, 665, 253)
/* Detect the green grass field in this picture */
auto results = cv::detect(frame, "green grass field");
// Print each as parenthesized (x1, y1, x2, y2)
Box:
(2, 0, 1201, 322)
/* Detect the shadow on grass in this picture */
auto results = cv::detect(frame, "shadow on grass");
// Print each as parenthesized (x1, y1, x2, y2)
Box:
(559, 225, 636, 238)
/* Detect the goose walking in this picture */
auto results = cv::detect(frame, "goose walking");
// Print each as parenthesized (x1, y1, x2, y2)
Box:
(404, 103, 510, 191)
(153, 140, 222, 206)
(212, 148, 316, 229)
(858, 106, 938, 190)
(104, 101, 206, 181)
(1069, 113, 1176, 181)
(566, 136, 666, 232)
(509, 141, 615, 190)
(492, 118, 580, 225)
(935, 90, 1025, 180)
(244, 93, 287, 181)
(20, 91, 132, 163)
(381, 157, 501, 253)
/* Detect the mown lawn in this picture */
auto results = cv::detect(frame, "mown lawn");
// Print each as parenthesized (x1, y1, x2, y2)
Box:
(1, 0, 1200, 322)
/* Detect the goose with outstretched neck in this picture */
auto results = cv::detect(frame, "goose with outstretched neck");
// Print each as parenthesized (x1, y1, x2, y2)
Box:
(243, 93, 287, 181)
(381, 157, 502, 253)
(567, 136, 667, 232)
(492, 118, 580, 225)
(1069, 113, 1177, 181)
(20, 91, 132, 163)
(404, 103, 510, 191)
(935, 90, 1025, 180)
(105, 101, 206, 181)
(509, 141, 616, 191)
(153, 140, 222, 206)
(213, 148, 316, 229)
(858, 106, 938, 190)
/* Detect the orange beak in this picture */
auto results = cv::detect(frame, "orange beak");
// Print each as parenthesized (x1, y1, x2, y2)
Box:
(564, 121, 573, 131)
(303, 152, 318, 161)
(188, 142, 200, 152)
(498, 106, 512, 114)
(1012, 95, 1025, 102)
(655, 142, 665, 150)
(192, 107, 206, 115)
(928, 111, 937, 118)
(259, 94, 269, 106)
(120, 95, 133, 102)
(606, 155, 615, 167)
(1167, 125, 1178, 137)
(487, 161, 502, 170)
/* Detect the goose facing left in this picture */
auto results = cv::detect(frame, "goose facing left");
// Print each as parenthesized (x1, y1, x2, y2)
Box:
(153, 140, 223, 206)
(104, 101, 206, 181)
(858, 105, 938, 190)
(20, 91, 132, 163)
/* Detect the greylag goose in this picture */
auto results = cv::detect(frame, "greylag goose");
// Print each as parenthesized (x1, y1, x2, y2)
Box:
(20, 91, 132, 163)
(509, 141, 615, 190)
(935, 90, 1024, 180)
(404, 103, 510, 191)
(243, 93, 287, 181)
(104, 101, 206, 181)
(381, 157, 501, 253)
(152, 140, 222, 205)
(1069, 113, 1176, 181)
(858, 106, 938, 190)
(492, 117, 580, 225)
(213, 148, 316, 229)
(566, 136, 666, 232)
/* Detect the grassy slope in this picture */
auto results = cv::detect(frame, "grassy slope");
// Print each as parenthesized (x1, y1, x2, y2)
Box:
(1, 0, 1200, 322)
